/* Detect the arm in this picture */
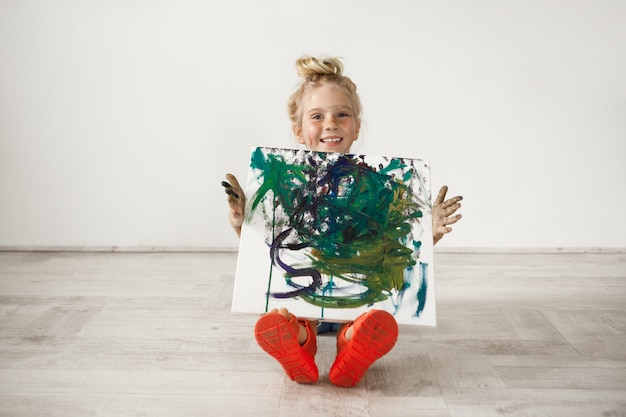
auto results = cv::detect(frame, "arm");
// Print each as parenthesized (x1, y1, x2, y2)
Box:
(222, 173, 246, 238)
(432, 185, 463, 245)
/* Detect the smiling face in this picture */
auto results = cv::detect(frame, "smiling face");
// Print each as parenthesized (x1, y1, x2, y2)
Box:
(293, 83, 361, 154)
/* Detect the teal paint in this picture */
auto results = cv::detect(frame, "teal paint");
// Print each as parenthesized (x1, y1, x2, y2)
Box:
(248, 148, 428, 314)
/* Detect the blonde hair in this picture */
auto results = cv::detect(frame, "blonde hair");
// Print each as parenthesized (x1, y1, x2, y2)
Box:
(287, 56, 362, 130)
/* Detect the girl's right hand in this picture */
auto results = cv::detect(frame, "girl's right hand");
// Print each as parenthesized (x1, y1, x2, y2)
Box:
(222, 173, 246, 237)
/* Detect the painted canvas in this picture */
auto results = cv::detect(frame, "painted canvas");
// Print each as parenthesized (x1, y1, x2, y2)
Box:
(231, 147, 435, 326)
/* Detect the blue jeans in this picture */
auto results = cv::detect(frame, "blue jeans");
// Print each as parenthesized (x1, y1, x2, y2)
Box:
(317, 321, 342, 334)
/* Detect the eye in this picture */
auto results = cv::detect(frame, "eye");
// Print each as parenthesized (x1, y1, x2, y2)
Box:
(310, 114, 323, 120)
(338, 112, 352, 118)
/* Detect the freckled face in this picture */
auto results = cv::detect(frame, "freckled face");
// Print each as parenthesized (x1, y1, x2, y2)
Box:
(294, 84, 360, 154)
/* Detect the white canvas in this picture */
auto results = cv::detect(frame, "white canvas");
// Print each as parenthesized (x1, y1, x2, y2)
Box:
(231, 147, 435, 326)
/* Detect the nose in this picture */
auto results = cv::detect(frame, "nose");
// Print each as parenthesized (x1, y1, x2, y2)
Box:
(324, 116, 338, 130)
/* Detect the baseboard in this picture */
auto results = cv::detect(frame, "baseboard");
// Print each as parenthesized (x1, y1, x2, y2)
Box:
(433, 247, 626, 254)
(1, 246, 625, 254)
(0, 246, 238, 253)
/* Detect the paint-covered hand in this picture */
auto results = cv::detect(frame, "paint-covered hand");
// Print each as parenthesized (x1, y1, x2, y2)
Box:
(432, 185, 463, 245)
(222, 173, 246, 238)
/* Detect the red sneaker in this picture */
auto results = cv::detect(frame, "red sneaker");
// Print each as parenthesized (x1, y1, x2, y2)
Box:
(254, 312, 318, 384)
(329, 310, 398, 387)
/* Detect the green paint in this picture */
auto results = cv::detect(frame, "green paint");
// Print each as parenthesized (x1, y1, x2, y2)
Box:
(249, 148, 425, 310)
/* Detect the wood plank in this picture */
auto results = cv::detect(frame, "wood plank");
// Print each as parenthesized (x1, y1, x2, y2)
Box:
(1, 251, 625, 416)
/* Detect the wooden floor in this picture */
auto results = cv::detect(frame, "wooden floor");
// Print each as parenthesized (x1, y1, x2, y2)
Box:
(0, 251, 625, 416)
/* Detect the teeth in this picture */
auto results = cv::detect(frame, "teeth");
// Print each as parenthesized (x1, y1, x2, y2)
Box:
(321, 138, 342, 143)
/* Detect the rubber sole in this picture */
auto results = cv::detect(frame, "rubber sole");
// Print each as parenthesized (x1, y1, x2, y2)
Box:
(329, 310, 398, 387)
(254, 313, 318, 384)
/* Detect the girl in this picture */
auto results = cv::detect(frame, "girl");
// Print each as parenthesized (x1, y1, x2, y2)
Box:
(223, 56, 462, 387)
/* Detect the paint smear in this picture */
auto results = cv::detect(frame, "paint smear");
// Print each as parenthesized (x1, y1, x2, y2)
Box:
(232, 147, 436, 326)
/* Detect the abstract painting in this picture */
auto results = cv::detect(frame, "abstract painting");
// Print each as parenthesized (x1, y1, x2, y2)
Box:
(231, 147, 435, 326)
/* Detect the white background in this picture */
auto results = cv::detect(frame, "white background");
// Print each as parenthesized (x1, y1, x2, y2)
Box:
(1, 0, 625, 251)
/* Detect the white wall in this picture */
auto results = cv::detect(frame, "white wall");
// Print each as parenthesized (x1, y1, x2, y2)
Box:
(1, 0, 625, 250)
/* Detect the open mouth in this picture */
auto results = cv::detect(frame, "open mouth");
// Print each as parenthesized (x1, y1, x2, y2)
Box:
(321, 137, 343, 143)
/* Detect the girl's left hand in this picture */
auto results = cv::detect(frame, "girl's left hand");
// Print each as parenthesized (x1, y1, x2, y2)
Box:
(432, 185, 463, 245)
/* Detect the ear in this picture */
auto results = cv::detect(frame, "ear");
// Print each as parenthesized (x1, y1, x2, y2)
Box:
(353, 120, 361, 141)
(293, 124, 305, 144)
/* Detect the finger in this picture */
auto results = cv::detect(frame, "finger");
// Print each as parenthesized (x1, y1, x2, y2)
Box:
(443, 214, 462, 226)
(443, 195, 463, 207)
(223, 186, 240, 200)
(227, 195, 244, 212)
(435, 225, 452, 235)
(445, 202, 462, 215)
(225, 174, 245, 201)
(434, 185, 448, 205)
(225, 173, 243, 191)
(225, 188, 239, 199)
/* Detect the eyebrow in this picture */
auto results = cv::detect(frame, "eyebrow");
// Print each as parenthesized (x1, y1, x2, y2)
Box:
(306, 105, 353, 114)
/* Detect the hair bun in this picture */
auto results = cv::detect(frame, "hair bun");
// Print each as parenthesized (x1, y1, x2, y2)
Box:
(295, 56, 344, 78)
